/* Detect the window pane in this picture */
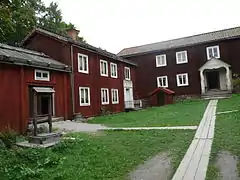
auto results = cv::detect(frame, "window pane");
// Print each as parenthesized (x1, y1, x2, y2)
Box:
(163, 78, 166, 86)
(209, 49, 213, 58)
(42, 73, 48, 78)
(183, 75, 186, 84)
(179, 76, 183, 84)
(85, 89, 89, 103)
(83, 58, 87, 71)
(36, 72, 42, 77)
(213, 48, 218, 57)
(81, 89, 85, 103)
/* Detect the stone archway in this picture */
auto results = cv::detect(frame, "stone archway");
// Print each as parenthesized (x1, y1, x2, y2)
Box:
(199, 58, 232, 94)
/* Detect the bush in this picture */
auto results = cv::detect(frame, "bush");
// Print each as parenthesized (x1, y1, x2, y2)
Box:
(0, 128, 17, 148)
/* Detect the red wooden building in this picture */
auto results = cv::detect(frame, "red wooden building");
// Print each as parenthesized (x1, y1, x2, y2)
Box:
(0, 43, 71, 133)
(118, 26, 240, 98)
(22, 28, 137, 117)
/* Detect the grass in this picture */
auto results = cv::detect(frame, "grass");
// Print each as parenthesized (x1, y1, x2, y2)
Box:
(89, 99, 208, 127)
(0, 130, 195, 180)
(206, 94, 240, 180)
(217, 93, 240, 112)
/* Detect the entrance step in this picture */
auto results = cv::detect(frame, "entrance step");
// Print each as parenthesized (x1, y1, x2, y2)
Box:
(201, 90, 231, 100)
(28, 132, 61, 145)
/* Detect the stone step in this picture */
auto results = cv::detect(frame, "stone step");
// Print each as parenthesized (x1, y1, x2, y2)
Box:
(28, 132, 61, 145)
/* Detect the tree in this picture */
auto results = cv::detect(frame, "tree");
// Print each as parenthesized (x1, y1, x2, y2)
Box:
(0, 0, 85, 46)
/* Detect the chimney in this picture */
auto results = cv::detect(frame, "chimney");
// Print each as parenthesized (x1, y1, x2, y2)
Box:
(66, 28, 80, 41)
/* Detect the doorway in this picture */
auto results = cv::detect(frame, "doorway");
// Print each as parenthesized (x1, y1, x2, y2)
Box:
(157, 92, 164, 106)
(206, 71, 220, 89)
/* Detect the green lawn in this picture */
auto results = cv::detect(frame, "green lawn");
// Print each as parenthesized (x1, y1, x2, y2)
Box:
(217, 94, 240, 112)
(206, 94, 240, 179)
(0, 130, 195, 180)
(89, 99, 208, 127)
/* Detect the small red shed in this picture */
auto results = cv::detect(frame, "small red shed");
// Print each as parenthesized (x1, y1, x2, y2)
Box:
(148, 87, 175, 106)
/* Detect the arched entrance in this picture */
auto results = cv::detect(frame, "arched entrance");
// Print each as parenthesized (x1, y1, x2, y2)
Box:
(199, 58, 232, 94)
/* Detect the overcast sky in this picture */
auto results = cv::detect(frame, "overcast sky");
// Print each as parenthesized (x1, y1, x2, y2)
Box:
(43, 0, 240, 54)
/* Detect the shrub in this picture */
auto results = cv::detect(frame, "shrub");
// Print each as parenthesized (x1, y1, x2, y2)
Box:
(0, 128, 17, 148)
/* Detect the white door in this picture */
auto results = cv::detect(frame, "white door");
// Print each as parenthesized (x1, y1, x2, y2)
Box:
(124, 88, 134, 108)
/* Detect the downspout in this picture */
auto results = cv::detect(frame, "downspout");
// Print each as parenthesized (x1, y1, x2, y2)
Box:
(70, 44, 75, 116)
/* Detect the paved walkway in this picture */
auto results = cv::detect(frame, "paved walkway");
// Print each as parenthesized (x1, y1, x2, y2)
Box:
(172, 100, 218, 180)
(102, 126, 198, 131)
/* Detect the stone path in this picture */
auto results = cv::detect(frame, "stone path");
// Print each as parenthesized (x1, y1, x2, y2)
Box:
(172, 100, 218, 180)
(52, 120, 107, 132)
(102, 126, 198, 131)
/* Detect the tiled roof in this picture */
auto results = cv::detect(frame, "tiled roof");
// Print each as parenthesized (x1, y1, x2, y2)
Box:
(148, 87, 175, 96)
(22, 28, 137, 66)
(0, 43, 70, 71)
(118, 26, 240, 57)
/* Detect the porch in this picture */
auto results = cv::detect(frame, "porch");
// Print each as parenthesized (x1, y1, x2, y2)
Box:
(199, 58, 232, 97)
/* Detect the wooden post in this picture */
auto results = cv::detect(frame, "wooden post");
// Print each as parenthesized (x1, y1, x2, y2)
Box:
(48, 95, 53, 133)
(33, 92, 38, 136)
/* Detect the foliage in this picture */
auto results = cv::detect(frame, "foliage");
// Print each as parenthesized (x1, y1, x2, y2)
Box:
(0, 128, 17, 148)
(0, 0, 85, 46)
(0, 131, 194, 179)
(0, 147, 65, 180)
(90, 99, 208, 127)
(233, 73, 240, 90)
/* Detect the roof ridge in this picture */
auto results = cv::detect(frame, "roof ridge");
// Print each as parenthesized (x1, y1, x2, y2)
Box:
(118, 26, 240, 56)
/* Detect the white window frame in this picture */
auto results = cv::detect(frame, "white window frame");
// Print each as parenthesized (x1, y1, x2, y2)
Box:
(124, 67, 131, 80)
(157, 76, 168, 88)
(176, 73, 189, 87)
(156, 54, 167, 67)
(78, 53, 89, 74)
(34, 69, 50, 81)
(111, 89, 119, 104)
(110, 63, 118, 78)
(176, 51, 188, 64)
(100, 60, 108, 77)
(101, 88, 109, 105)
(79, 87, 90, 106)
(206, 45, 220, 60)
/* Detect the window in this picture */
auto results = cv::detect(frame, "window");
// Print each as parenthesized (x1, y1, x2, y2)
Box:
(101, 88, 109, 105)
(79, 87, 90, 106)
(78, 53, 88, 73)
(110, 63, 118, 78)
(35, 70, 50, 81)
(100, 60, 108, 76)
(176, 73, 189, 86)
(176, 51, 188, 64)
(156, 54, 167, 67)
(206, 45, 220, 60)
(124, 67, 131, 80)
(111, 89, 119, 104)
(157, 76, 168, 88)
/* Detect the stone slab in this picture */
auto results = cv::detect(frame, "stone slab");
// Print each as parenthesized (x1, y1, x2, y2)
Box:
(16, 141, 59, 148)
(102, 126, 198, 131)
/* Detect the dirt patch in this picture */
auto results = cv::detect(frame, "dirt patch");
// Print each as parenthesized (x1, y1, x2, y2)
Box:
(216, 151, 240, 180)
(129, 152, 172, 180)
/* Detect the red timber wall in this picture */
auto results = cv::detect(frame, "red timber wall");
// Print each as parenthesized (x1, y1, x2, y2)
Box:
(124, 38, 240, 98)
(0, 63, 71, 133)
(72, 46, 136, 117)
(24, 33, 136, 117)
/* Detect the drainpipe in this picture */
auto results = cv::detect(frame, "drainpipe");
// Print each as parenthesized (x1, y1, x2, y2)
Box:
(70, 44, 75, 116)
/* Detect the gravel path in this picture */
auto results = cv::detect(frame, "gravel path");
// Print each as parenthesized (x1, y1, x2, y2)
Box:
(129, 152, 172, 180)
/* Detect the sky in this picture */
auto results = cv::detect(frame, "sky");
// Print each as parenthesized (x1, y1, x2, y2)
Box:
(43, 0, 240, 54)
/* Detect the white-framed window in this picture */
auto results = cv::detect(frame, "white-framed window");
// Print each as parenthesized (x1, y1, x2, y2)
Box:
(78, 53, 89, 74)
(176, 73, 189, 87)
(110, 63, 118, 78)
(176, 51, 188, 64)
(206, 45, 220, 60)
(156, 54, 167, 67)
(79, 87, 90, 106)
(101, 88, 109, 105)
(157, 76, 168, 88)
(111, 89, 119, 104)
(100, 60, 108, 76)
(35, 69, 50, 81)
(124, 67, 131, 80)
